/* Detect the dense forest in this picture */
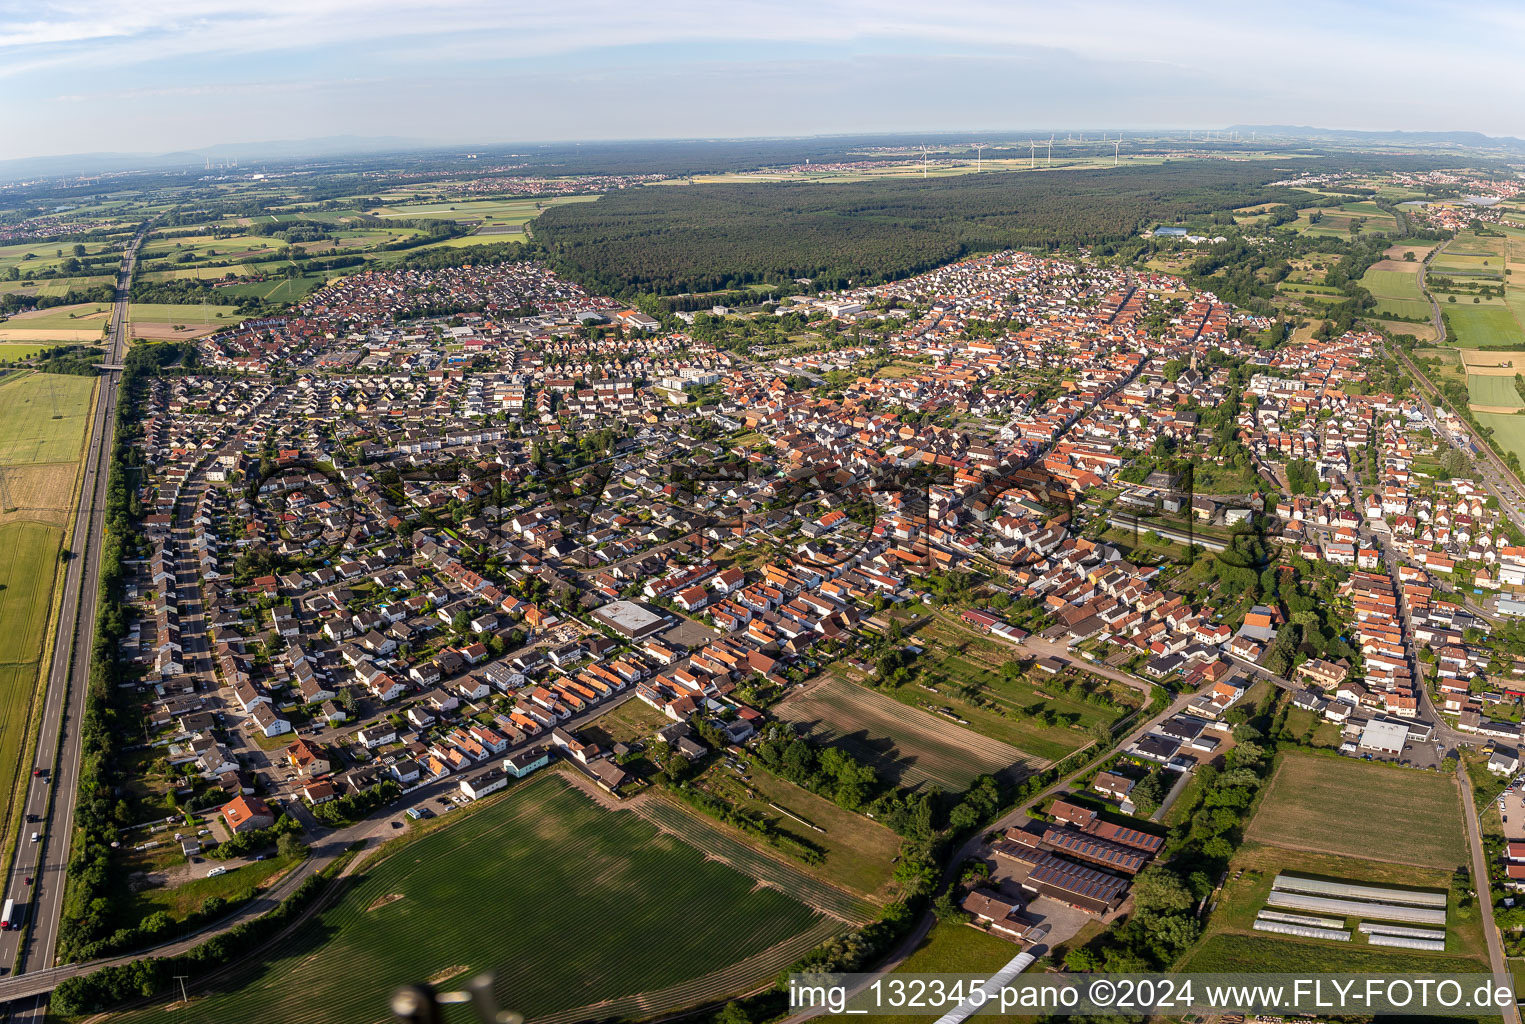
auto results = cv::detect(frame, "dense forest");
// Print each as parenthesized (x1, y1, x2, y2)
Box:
(532, 163, 1315, 295)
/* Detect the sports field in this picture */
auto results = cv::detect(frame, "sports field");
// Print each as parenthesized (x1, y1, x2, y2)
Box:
(111, 773, 842, 1024)
(1246, 751, 1466, 868)
(772, 675, 1044, 792)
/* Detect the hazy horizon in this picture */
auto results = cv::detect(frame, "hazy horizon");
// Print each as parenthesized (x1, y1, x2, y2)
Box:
(4, 0, 1523, 164)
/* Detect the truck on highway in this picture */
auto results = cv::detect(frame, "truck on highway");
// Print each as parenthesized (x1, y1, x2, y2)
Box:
(1, 898, 15, 930)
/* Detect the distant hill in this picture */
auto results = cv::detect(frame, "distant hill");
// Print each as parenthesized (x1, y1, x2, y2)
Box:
(0, 135, 437, 179)
(1228, 124, 1525, 155)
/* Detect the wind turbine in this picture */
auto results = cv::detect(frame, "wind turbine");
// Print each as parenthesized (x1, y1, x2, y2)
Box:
(1113, 135, 1121, 167)
(1028, 140, 1036, 169)
(920, 145, 929, 178)
(1046, 135, 1054, 167)
(972, 143, 987, 171)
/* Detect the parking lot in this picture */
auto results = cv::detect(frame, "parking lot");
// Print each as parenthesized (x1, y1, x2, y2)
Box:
(1499, 778, 1525, 841)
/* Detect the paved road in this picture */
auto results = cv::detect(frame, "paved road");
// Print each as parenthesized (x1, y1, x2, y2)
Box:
(1459, 772, 1521, 1024)
(0, 233, 142, 1017)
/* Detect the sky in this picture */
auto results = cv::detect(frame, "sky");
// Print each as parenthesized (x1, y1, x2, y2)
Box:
(2, 0, 1522, 161)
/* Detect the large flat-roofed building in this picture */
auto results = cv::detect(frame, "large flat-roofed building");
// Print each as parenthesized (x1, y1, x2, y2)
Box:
(591, 600, 668, 641)
(1020, 851, 1130, 915)
(1041, 828, 1149, 875)
(1359, 717, 1408, 756)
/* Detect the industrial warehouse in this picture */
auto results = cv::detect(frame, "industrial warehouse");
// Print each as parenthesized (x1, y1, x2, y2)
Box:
(989, 800, 1166, 915)
(1251, 874, 1450, 952)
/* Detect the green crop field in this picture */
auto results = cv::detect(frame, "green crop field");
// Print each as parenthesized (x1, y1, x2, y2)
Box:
(1360, 266, 1431, 319)
(373, 194, 598, 225)
(0, 522, 61, 665)
(772, 675, 1045, 792)
(1468, 374, 1525, 409)
(0, 372, 97, 464)
(0, 343, 55, 361)
(1476, 411, 1525, 467)
(1448, 303, 1525, 347)
(110, 773, 841, 1024)
(1246, 751, 1466, 868)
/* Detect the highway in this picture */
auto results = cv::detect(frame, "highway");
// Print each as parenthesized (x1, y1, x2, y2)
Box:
(0, 232, 141, 1019)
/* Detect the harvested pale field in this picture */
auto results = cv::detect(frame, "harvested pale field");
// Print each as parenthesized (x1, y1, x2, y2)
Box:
(0, 329, 101, 343)
(1460, 348, 1525, 373)
(0, 461, 82, 528)
(772, 675, 1045, 792)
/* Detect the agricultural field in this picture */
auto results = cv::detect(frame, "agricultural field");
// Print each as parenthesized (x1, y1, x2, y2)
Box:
(1466, 372, 1524, 412)
(1474, 412, 1525, 468)
(0, 343, 57, 362)
(1359, 263, 1430, 320)
(372, 194, 598, 233)
(1290, 204, 1398, 237)
(1447, 302, 1525, 347)
(771, 675, 1045, 793)
(691, 758, 902, 899)
(0, 300, 111, 342)
(1181, 842, 1487, 975)
(0, 371, 98, 465)
(110, 773, 843, 1024)
(1246, 751, 1467, 869)
(0, 371, 94, 850)
(0, 238, 121, 278)
(126, 302, 246, 340)
(630, 794, 877, 922)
